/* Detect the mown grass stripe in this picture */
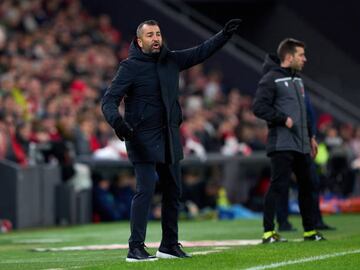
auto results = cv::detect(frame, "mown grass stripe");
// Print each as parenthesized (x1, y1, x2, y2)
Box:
(244, 249, 360, 270)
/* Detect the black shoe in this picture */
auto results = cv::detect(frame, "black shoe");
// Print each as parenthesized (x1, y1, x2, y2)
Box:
(126, 244, 158, 262)
(278, 221, 297, 232)
(315, 223, 336, 230)
(304, 231, 326, 241)
(262, 232, 288, 244)
(156, 243, 191, 259)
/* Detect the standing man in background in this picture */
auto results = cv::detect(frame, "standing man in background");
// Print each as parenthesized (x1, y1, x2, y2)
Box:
(276, 93, 336, 232)
(276, 94, 336, 232)
(102, 19, 242, 261)
(252, 38, 326, 243)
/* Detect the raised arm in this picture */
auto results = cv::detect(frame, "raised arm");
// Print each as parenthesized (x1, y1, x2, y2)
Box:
(172, 19, 242, 71)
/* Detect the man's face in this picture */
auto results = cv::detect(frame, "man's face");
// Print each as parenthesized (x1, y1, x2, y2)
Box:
(137, 24, 162, 54)
(289, 46, 306, 71)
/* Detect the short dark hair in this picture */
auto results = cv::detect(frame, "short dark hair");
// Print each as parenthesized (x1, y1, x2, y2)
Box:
(277, 38, 305, 62)
(136, 20, 160, 37)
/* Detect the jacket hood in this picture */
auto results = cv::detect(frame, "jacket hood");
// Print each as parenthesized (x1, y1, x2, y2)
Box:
(263, 54, 295, 77)
(128, 38, 169, 62)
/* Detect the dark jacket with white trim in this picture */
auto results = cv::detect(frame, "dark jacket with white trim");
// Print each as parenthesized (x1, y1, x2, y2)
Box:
(252, 54, 313, 155)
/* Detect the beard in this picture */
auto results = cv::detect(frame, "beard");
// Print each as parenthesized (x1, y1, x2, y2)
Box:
(142, 43, 162, 54)
(290, 62, 303, 72)
(295, 64, 304, 71)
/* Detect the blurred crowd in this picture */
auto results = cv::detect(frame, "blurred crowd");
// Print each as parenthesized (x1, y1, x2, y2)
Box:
(0, 0, 120, 168)
(0, 0, 266, 167)
(0, 0, 359, 221)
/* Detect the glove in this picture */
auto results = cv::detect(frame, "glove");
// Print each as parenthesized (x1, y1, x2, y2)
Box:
(114, 119, 134, 141)
(223, 18, 242, 36)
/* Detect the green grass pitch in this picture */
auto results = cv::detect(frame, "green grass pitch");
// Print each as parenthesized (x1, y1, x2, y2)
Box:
(0, 214, 359, 269)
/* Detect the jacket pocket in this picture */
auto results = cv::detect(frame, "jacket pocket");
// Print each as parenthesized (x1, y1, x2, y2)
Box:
(129, 102, 147, 129)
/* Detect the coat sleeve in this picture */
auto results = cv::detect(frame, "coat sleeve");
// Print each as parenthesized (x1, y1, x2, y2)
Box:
(101, 62, 134, 129)
(252, 75, 288, 126)
(305, 93, 316, 139)
(171, 30, 230, 71)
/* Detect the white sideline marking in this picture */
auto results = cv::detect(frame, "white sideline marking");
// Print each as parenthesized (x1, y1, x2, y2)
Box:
(244, 249, 360, 270)
(0, 257, 117, 264)
(191, 250, 223, 255)
(13, 239, 64, 244)
(33, 239, 261, 252)
(43, 267, 83, 270)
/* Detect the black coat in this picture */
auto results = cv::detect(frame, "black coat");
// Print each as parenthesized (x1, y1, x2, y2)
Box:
(252, 54, 312, 155)
(102, 31, 230, 163)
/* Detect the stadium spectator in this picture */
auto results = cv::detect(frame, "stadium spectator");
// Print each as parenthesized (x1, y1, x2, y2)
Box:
(181, 168, 219, 217)
(111, 171, 136, 220)
(74, 115, 101, 155)
(92, 173, 122, 222)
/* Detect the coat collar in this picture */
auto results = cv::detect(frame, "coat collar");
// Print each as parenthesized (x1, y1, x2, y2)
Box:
(263, 54, 298, 77)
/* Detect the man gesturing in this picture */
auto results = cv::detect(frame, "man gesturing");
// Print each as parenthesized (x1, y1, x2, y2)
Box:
(102, 19, 241, 261)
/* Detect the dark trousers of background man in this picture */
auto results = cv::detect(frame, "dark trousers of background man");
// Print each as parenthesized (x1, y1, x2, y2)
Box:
(129, 162, 181, 248)
(264, 151, 315, 232)
(276, 161, 328, 228)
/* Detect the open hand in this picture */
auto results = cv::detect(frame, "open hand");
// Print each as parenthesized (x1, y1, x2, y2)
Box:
(223, 19, 242, 36)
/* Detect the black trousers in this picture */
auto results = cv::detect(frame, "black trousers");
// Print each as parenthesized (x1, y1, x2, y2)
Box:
(275, 182, 290, 226)
(311, 162, 325, 226)
(275, 161, 324, 227)
(264, 151, 315, 232)
(129, 162, 181, 248)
